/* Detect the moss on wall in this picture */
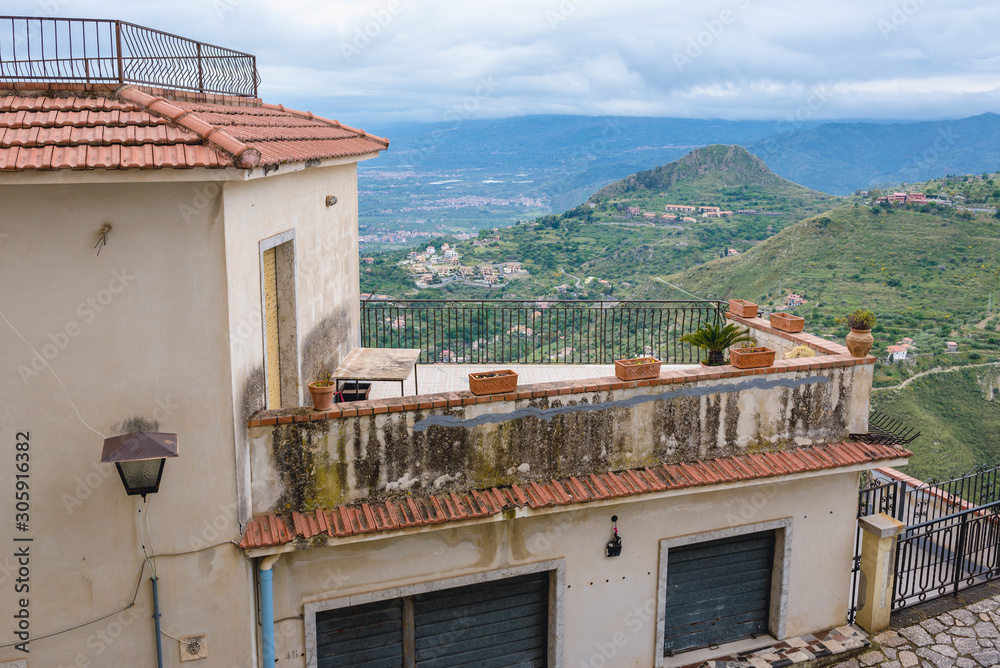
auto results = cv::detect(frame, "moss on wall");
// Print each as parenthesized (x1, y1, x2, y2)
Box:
(257, 369, 859, 514)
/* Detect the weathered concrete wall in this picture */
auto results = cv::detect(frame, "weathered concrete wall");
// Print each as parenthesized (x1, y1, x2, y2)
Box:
(249, 364, 870, 515)
(264, 470, 862, 668)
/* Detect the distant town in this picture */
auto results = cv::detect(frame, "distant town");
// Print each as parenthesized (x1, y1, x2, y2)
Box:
(385, 241, 531, 289)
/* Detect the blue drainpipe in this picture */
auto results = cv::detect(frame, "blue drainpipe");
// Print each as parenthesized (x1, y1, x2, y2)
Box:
(259, 555, 280, 667)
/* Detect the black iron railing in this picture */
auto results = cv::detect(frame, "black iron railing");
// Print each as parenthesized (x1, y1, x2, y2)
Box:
(360, 299, 727, 364)
(849, 462, 1000, 620)
(0, 16, 258, 97)
(893, 499, 1000, 609)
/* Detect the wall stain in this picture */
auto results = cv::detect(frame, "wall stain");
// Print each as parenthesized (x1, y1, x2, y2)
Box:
(255, 369, 863, 513)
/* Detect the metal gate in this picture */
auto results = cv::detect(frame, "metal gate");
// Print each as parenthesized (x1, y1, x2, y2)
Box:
(850, 463, 1000, 621)
(662, 531, 775, 655)
(413, 572, 549, 667)
(315, 572, 549, 667)
(316, 598, 404, 668)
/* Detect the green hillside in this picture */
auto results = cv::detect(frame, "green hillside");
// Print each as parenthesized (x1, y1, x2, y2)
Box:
(666, 202, 1000, 321)
(585, 144, 836, 238)
(363, 145, 841, 300)
(872, 366, 1000, 481)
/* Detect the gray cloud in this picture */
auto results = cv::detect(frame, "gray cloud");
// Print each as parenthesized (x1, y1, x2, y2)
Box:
(4, 0, 998, 125)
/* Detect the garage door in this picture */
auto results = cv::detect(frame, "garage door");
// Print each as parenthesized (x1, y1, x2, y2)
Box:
(662, 531, 775, 655)
(316, 572, 549, 667)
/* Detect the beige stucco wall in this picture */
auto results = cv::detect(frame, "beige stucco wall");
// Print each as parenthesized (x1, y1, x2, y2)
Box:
(0, 181, 258, 666)
(264, 470, 861, 667)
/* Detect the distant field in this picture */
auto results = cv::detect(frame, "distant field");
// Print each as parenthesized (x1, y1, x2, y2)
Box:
(872, 366, 1000, 481)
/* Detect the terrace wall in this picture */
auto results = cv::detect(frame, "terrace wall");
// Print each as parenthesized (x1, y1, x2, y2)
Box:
(248, 326, 872, 515)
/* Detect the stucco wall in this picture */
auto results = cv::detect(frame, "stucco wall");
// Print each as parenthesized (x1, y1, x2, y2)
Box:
(221, 161, 364, 528)
(263, 470, 861, 668)
(249, 364, 871, 515)
(0, 182, 254, 666)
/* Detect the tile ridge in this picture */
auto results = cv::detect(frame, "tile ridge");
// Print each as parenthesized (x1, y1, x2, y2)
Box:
(259, 102, 390, 147)
(114, 84, 260, 168)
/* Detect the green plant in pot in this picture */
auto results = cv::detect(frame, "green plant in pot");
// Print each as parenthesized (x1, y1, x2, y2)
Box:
(845, 309, 877, 357)
(680, 322, 756, 366)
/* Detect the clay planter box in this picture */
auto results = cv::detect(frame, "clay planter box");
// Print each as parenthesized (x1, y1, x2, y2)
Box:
(614, 356, 662, 381)
(469, 370, 518, 395)
(729, 346, 776, 369)
(728, 299, 758, 318)
(769, 312, 805, 333)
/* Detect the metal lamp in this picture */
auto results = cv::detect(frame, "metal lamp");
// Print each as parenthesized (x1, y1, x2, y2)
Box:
(100, 432, 178, 498)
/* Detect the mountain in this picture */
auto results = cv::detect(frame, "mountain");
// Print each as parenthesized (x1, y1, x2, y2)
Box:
(361, 116, 819, 219)
(747, 113, 1000, 195)
(362, 146, 839, 300)
(586, 145, 836, 234)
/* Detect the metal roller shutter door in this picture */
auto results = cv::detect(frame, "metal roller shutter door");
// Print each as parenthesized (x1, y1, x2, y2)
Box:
(413, 572, 549, 668)
(316, 598, 405, 668)
(662, 531, 775, 655)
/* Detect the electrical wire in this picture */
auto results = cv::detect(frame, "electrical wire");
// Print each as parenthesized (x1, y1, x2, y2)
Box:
(139, 496, 156, 578)
(0, 559, 146, 648)
(0, 304, 106, 440)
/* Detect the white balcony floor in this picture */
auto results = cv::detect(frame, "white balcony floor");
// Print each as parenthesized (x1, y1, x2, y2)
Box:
(366, 363, 700, 400)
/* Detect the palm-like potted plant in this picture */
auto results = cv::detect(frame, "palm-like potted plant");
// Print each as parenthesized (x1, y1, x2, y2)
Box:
(680, 322, 757, 366)
(845, 309, 877, 357)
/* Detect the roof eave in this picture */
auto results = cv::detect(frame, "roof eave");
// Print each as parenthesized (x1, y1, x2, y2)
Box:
(241, 455, 908, 558)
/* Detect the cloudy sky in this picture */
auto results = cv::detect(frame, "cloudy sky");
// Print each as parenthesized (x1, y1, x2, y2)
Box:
(5, 0, 1000, 124)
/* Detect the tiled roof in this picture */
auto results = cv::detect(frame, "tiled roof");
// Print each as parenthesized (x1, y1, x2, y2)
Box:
(0, 85, 387, 171)
(239, 441, 910, 550)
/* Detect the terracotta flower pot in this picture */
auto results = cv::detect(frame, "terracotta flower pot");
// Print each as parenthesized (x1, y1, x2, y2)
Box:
(845, 328, 874, 357)
(308, 382, 337, 410)
(614, 357, 662, 380)
(769, 312, 804, 333)
(728, 299, 758, 318)
(729, 346, 776, 369)
(469, 370, 518, 395)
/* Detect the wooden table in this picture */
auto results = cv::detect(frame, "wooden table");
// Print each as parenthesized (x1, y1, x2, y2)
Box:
(333, 348, 422, 397)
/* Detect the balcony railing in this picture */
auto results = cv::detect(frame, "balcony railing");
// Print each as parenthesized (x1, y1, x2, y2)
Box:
(360, 299, 727, 364)
(0, 16, 258, 97)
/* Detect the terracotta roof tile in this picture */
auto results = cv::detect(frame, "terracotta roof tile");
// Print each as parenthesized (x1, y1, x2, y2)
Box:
(0, 85, 387, 171)
(239, 441, 911, 549)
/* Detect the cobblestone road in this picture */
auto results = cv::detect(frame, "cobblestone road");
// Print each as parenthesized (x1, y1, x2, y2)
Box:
(833, 594, 1000, 668)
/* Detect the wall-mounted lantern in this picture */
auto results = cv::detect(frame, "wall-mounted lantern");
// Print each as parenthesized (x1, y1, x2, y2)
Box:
(606, 515, 622, 557)
(101, 432, 178, 498)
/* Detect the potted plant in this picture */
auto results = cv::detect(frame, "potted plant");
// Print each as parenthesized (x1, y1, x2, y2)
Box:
(680, 322, 757, 366)
(769, 312, 805, 333)
(729, 344, 776, 369)
(845, 309, 877, 357)
(469, 369, 518, 395)
(614, 356, 661, 381)
(728, 299, 758, 318)
(308, 374, 338, 411)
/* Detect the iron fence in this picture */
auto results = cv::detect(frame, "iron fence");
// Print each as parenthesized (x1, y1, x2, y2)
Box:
(893, 499, 1000, 609)
(0, 16, 258, 96)
(849, 462, 1000, 621)
(359, 299, 727, 365)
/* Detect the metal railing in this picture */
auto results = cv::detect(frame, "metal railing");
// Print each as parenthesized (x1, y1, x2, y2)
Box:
(893, 499, 1000, 609)
(0, 16, 258, 97)
(849, 462, 1000, 620)
(360, 299, 727, 365)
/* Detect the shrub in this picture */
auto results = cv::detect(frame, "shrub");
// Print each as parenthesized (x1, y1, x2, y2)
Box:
(847, 309, 877, 330)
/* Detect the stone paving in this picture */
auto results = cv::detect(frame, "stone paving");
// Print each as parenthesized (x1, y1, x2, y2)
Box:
(832, 593, 1000, 668)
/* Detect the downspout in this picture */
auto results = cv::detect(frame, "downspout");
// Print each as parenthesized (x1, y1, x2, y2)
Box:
(259, 554, 281, 668)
